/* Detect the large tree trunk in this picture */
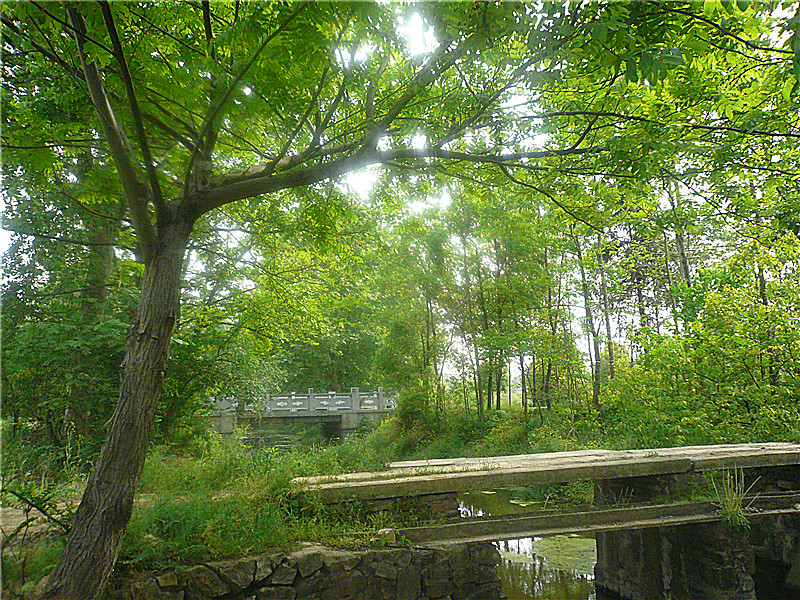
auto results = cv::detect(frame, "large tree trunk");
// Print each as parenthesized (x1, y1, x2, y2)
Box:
(43, 218, 193, 600)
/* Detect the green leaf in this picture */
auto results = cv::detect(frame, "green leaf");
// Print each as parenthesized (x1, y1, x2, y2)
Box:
(626, 58, 638, 83)
(782, 76, 797, 102)
(661, 48, 685, 66)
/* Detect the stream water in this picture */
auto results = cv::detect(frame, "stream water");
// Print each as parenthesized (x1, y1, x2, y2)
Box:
(459, 490, 791, 600)
(460, 490, 614, 600)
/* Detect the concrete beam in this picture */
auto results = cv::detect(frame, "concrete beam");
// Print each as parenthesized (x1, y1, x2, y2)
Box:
(395, 499, 800, 545)
(299, 457, 695, 503)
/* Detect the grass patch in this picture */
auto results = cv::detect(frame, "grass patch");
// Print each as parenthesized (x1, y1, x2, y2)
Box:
(711, 467, 759, 531)
(1, 536, 65, 592)
(122, 425, 409, 568)
(121, 493, 289, 566)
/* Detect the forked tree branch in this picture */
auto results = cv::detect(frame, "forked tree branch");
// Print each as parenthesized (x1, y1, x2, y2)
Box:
(100, 1, 168, 226)
(67, 6, 157, 260)
(198, 143, 606, 215)
(183, 2, 308, 196)
(0, 14, 86, 81)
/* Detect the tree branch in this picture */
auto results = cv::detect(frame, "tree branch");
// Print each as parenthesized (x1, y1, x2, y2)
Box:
(267, 63, 331, 176)
(67, 6, 156, 261)
(2, 14, 195, 156)
(129, 8, 205, 57)
(0, 14, 86, 82)
(200, 143, 605, 214)
(359, 36, 464, 154)
(681, 121, 800, 139)
(30, 2, 114, 55)
(202, 0, 215, 60)
(183, 2, 308, 196)
(31, 284, 119, 298)
(653, 3, 793, 55)
(100, 1, 168, 226)
(1, 487, 71, 533)
(499, 166, 605, 234)
(5, 226, 132, 250)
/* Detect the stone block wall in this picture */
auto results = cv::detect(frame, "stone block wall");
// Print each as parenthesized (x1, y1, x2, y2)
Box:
(106, 542, 504, 600)
(596, 522, 758, 600)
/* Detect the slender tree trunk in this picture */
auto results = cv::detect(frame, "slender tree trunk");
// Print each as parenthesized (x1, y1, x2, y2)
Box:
(520, 354, 527, 421)
(473, 349, 483, 418)
(668, 182, 692, 288)
(487, 370, 493, 412)
(460, 235, 483, 417)
(662, 230, 680, 333)
(757, 265, 779, 388)
(44, 218, 193, 600)
(65, 211, 120, 445)
(574, 233, 601, 411)
(675, 230, 691, 287)
(495, 362, 502, 411)
(544, 359, 552, 410)
(508, 361, 512, 409)
(543, 248, 555, 411)
(597, 241, 615, 381)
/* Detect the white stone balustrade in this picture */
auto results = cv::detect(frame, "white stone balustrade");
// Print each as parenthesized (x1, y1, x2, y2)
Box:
(211, 387, 395, 417)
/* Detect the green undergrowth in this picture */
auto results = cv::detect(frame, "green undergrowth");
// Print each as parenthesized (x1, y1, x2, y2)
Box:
(386, 404, 598, 462)
(5, 397, 791, 586)
(119, 409, 600, 570)
(2, 537, 66, 592)
(120, 426, 407, 569)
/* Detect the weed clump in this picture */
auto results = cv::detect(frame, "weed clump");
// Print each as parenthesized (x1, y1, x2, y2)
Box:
(711, 467, 759, 531)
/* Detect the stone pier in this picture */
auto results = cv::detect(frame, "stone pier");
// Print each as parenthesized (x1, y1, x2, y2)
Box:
(595, 521, 757, 600)
(594, 471, 800, 600)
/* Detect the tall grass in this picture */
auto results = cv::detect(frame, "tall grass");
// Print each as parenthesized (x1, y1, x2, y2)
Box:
(121, 424, 403, 568)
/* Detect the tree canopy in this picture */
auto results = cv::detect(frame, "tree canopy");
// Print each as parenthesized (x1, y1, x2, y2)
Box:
(2, 1, 799, 597)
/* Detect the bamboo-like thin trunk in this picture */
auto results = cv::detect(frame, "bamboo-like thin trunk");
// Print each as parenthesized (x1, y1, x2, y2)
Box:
(575, 233, 601, 411)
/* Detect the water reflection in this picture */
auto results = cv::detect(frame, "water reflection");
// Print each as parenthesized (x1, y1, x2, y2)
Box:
(460, 491, 610, 600)
(497, 537, 597, 600)
(459, 490, 787, 600)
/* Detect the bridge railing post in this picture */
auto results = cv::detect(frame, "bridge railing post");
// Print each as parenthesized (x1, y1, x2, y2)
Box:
(351, 387, 360, 411)
(377, 387, 384, 410)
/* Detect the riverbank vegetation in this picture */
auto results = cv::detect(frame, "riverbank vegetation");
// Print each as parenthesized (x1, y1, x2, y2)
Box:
(2, 0, 799, 596)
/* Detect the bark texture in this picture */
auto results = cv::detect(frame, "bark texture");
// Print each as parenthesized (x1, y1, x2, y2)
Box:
(43, 218, 193, 600)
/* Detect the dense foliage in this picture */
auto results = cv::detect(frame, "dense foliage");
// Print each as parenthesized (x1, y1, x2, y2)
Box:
(1, 0, 799, 596)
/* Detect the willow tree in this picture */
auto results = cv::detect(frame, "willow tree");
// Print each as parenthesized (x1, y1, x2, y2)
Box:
(2, 1, 795, 597)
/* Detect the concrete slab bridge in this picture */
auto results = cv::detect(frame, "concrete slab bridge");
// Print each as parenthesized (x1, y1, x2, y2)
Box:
(295, 442, 800, 599)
